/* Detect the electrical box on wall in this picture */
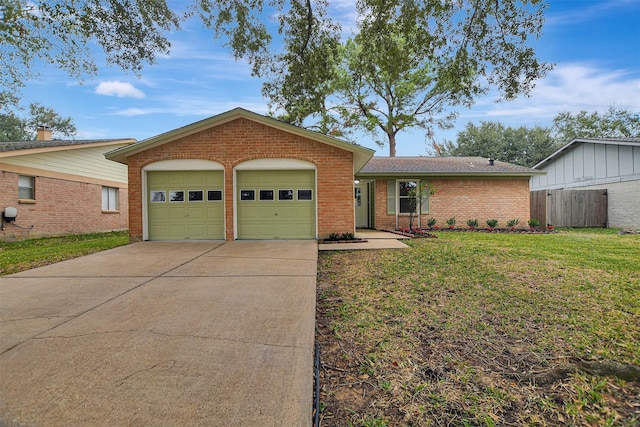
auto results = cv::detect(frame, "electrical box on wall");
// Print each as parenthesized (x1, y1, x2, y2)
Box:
(3, 207, 17, 222)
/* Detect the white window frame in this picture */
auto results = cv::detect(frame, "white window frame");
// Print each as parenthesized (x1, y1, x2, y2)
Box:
(102, 186, 119, 211)
(387, 179, 430, 229)
(18, 175, 35, 200)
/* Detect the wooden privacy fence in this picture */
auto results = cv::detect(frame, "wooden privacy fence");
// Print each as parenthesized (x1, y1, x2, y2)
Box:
(530, 189, 608, 228)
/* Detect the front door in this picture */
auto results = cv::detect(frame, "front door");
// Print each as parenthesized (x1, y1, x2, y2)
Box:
(355, 183, 369, 228)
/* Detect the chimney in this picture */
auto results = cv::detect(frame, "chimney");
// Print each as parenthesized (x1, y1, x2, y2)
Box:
(36, 126, 52, 141)
(488, 158, 495, 166)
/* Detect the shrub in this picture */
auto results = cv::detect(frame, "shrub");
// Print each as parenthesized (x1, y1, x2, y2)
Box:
(486, 219, 498, 229)
(506, 219, 519, 228)
(427, 218, 437, 228)
(446, 217, 456, 228)
(528, 219, 540, 228)
(467, 219, 479, 228)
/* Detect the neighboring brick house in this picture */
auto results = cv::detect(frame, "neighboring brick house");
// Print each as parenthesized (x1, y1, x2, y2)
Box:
(355, 157, 542, 230)
(0, 128, 134, 241)
(531, 138, 640, 228)
(107, 108, 541, 241)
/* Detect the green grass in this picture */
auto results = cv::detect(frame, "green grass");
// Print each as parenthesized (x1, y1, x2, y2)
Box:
(317, 229, 640, 426)
(0, 231, 130, 275)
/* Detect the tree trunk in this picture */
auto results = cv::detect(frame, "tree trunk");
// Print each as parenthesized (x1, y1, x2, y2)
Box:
(388, 132, 396, 157)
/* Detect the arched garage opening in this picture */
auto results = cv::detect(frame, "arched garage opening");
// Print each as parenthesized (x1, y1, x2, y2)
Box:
(143, 159, 225, 240)
(234, 159, 317, 239)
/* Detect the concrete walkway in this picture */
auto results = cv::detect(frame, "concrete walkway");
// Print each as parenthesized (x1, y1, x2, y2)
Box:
(318, 229, 410, 251)
(0, 241, 317, 427)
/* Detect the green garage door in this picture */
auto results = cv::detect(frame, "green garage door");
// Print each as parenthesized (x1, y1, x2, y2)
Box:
(237, 170, 315, 239)
(147, 170, 224, 240)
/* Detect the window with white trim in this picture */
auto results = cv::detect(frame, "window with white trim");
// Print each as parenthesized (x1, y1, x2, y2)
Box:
(399, 181, 418, 214)
(102, 186, 119, 210)
(18, 175, 35, 199)
(387, 180, 429, 215)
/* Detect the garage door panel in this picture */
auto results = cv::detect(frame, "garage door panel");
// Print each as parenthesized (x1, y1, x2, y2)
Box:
(168, 207, 186, 220)
(147, 170, 224, 240)
(237, 169, 315, 239)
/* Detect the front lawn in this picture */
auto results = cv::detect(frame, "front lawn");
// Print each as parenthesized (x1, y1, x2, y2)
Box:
(0, 231, 129, 276)
(317, 229, 640, 426)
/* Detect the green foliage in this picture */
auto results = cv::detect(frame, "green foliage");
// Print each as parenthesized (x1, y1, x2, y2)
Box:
(437, 121, 559, 167)
(0, 102, 76, 141)
(341, 232, 355, 240)
(264, 0, 551, 156)
(506, 219, 519, 228)
(1, 0, 180, 103)
(552, 106, 640, 141)
(466, 219, 478, 228)
(486, 219, 498, 229)
(0, 110, 30, 141)
(438, 107, 640, 166)
(446, 217, 456, 227)
(528, 218, 540, 228)
(427, 218, 437, 227)
(328, 232, 340, 240)
(0, 231, 129, 275)
(3, 0, 552, 155)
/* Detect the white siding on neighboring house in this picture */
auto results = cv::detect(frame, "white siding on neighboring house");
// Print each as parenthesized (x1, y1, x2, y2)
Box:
(531, 142, 640, 190)
(1, 144, 130, 184)
(532, 139, 640, 228)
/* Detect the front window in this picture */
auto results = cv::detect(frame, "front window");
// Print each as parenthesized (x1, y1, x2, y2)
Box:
(398, 181, 418, 214)
(18, 175, 35, 199)
(102, 186, 119, 210)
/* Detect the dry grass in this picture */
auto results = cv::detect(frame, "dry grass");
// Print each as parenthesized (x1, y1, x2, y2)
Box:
(316, 229, 640, 426)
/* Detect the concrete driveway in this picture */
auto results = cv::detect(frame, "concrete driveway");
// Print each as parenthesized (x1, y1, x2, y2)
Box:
(0, 241, 317, 427)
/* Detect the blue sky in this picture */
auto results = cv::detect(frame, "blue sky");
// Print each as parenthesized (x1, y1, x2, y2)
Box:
(19, 0, 640, 156)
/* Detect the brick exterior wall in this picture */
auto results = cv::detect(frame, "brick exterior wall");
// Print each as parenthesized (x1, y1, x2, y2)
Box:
(0, 171, 128, 241)
(374, 177, 531, 230)
(125, 118, 355, 241)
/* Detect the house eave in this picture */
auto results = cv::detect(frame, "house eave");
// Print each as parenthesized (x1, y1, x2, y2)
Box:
(356, 172, 544, 179)
(105, 108, 375, 170)
(1, 139, 136, 158)
(533, 137, 640, 169)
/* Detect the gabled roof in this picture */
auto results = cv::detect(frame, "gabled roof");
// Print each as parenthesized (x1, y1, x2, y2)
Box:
(533, 137, 640, 169)
(106, 108, 375, 171)
(0, 139, 136, 157)
(357, 156, 543, 177)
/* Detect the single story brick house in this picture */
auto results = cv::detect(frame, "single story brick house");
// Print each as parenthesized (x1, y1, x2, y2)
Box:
(106, 108, 542, 241)
(1, 128, 134, 240)
(355, 156, 542, 230)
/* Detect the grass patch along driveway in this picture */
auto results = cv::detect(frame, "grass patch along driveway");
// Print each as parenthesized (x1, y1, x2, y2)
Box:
(0, 231, 129, 276)
(317, 229, 639, 426)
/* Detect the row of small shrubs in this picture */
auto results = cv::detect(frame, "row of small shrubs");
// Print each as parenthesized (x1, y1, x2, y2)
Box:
(426, 217, 548, 230)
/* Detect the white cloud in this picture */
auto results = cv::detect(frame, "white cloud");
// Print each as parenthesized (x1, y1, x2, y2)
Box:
(95, 81, 146, 98)
(469, 63, 640, 124)
(546, 0, 638, 26)
(111, 108, 151, 116)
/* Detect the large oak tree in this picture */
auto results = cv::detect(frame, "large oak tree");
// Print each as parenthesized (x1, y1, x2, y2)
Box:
(2, 1, 551, 155)
(266, 0, 552, 156)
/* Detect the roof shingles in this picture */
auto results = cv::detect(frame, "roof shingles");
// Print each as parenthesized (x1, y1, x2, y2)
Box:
(358, 156, 541, 175)
(1, 139, 134, 153)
